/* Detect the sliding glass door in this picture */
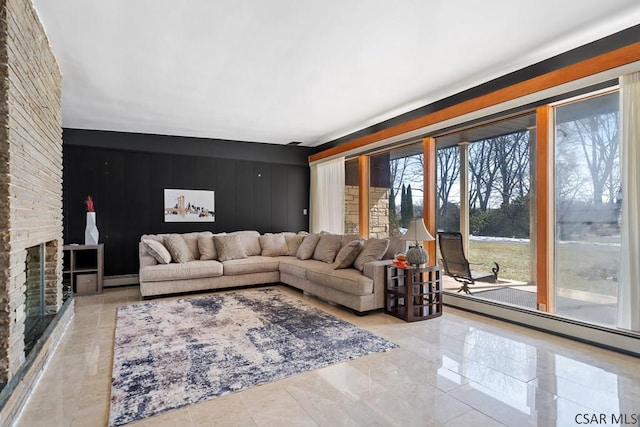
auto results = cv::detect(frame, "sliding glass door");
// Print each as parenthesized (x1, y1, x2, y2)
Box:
(553, 90, 620, 326)
(435, 114, 536, 304)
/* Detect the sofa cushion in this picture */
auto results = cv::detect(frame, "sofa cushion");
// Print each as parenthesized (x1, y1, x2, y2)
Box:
(229, 230, 261, 256)
(296, 233, 321, 260)
(198, 232, 226, 260)
(142, 239, 172, 264)
(312, 233, 342, 263)
(139, 260, 223, 282)
(214, 234, 247, 261)
(165, 234, 195, 263)
(306, 263, 374, 296)
(333, 239, 364, 269)
(181, 232, 202, 260)
(222, 256, 280, 276)
(284, 234, 305, 256)
(353, 238, 390, 271)
(277, 256, 315, 279)
(259, 233, 289, 257)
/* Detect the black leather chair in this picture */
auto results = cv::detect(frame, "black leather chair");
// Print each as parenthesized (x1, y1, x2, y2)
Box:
(437, 232, 499, 294)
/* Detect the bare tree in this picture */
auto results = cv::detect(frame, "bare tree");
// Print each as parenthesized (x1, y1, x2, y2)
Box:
(568, 111, 620, 204)
(436, 146, 460, 217)
(469, 140, 499, 210)
(555, 129, 589, 216)
(390, 154, 424, 209)
(388, 152, 424, 233)
(493, 130, 530, 206)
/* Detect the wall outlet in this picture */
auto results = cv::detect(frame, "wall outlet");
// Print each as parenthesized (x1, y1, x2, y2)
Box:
(303, 209, 307, 215)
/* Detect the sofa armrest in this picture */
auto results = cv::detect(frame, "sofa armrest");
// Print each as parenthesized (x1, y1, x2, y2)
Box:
(139, 242, 158, 268)
(363, 259, 392, 310)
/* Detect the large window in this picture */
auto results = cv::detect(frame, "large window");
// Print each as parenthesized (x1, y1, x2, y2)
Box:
(434, 89, 623, 329)
(315, 50, 640, 352)
(369, 143, 424, 238)
(436, 115, 535, 304)
(467, 130, 533, 285)
(553, 90, 620, 326)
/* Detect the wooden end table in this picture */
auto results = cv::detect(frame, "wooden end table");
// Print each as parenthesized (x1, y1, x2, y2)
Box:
(385, 264, 442, 321)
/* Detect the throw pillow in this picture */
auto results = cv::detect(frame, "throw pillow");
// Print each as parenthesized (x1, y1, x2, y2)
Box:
(353, 238, 390, 271)
(384, 234, 407, 260)
(181, 232, 201, 260)
(333, 239, 364, 269)
(229, 230, 261, 256)
(142, 239, 172, 264)
(340, 234, 364, 250)
(284, 234, 304, 255)
(198, 232, 225, 260)
(259, 233, 289, 257)
(296, 233, 321, 260)
(312, 233, 342, 263)
(213, 234, 247, 261)
(164, 234, 195, 263)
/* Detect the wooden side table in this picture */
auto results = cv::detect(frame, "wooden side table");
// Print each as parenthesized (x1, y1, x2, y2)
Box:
(385, 264, 442, 321)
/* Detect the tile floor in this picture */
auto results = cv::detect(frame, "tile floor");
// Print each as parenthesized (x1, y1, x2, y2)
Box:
(13, 285, 640, 427)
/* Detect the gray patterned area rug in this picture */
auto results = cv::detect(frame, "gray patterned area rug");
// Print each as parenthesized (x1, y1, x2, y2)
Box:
(108, 288, 397, 426)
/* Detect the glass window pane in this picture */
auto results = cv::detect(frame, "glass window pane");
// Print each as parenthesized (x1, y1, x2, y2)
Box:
(437, 115, 535, 304)
(369, 143, 423, 238)
(436, 145, 460, 232)
(468, 130, 532, 285)
(553, 91, 620, 326)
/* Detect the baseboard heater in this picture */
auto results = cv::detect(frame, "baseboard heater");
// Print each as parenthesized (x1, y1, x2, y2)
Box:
(443, 292, 640, 357)
(104, 274, 139, 287)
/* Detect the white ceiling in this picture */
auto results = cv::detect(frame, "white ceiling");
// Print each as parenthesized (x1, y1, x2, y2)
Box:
(32, 1, 640, 147)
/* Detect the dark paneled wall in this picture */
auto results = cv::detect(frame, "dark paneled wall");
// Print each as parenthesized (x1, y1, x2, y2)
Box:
(63, 129, 313, 276)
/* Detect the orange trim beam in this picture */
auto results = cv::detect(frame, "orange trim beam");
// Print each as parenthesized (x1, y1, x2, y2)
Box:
(423, 137, 437, 266)
(309, 42, 640, 163)
(358, 155, 369, 238)
(535, 105, 552, 312)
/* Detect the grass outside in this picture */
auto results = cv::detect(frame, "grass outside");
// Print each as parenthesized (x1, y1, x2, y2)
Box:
(457, 240, 619, 297)
(468, 241, 530, 283)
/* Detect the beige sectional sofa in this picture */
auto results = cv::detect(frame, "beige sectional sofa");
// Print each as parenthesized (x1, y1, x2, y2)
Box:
(139, 230, 397, 314)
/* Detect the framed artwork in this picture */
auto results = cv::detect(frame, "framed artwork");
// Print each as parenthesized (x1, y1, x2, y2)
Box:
(164, 189, 215, 222)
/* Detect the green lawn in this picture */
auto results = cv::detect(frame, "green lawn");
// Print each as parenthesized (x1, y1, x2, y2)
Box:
(468, 240, 530, 283)
(457, 239, 619, 297)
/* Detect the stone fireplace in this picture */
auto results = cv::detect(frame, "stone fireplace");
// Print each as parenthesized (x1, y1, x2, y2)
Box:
(0, 0, 63, 409)
(24, 242, 62, 356)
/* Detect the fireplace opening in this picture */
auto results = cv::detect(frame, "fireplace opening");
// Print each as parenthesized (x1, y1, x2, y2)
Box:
(24, 244, 56, 357)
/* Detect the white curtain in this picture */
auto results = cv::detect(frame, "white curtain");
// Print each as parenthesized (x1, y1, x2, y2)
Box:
(617, 71, 640, 331)
(310, 157, 345, 234)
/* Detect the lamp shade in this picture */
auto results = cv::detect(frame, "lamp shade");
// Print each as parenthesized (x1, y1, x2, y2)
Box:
(401, 218, 435, 242)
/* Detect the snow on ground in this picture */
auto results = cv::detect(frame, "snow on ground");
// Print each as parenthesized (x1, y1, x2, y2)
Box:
(469, 234, 620, 247)
(470, 235, 529, 244)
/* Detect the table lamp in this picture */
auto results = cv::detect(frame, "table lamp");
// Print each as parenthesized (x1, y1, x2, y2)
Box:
(401, 218, 435, 268)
